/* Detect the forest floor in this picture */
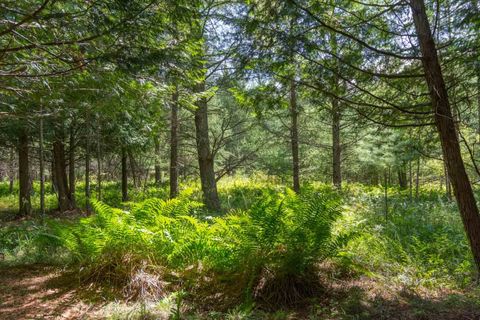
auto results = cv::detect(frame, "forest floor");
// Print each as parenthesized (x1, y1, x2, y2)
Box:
(1, 264, 480, 319)
(2, 182, 480, 319)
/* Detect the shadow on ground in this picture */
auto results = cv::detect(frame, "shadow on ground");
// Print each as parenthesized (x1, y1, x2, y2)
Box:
(306, 275, 480, 320)
(1, 265, 479, 319)
(0, 265, 102, 319)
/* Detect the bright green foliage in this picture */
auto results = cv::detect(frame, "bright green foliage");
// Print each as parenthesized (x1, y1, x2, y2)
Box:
(32, 189, 343, 304)
(340, 185, 475, 288)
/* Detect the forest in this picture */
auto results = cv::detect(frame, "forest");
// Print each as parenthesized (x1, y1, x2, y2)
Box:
(1, 0, 480, 319)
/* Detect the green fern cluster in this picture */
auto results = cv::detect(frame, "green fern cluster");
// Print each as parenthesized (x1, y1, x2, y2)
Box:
(49, 189, 343, 305)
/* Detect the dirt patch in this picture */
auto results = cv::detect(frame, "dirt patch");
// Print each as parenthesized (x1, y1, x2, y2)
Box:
(1, 265, 480, 319)
(0, 265, 98, 319)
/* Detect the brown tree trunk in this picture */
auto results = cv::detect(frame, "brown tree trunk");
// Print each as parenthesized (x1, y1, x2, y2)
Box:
(18, 128, 31, 216)
(121, 147, 128, 202)
(415, 157, 420, 198)
(332, 96, 342, 189)
(411, 0, 480, 273)
(444, 162, 452, 200)
(170, 86, 179, 198)
(290, 79, 300, 193)
(68, 123, 76, 207)
(96, 132, 102, 201)
(85, 120, 91, 212)
(51, 156, 56, 194)
(194, 81, 220, 211)
(398, 165, 408, 189)
(53, 137, 74, 212)
(384, 167, 388, 221)
(39, 109, 45, 216)
(409, 161, 413, 201)
(9, 146, 14, 193)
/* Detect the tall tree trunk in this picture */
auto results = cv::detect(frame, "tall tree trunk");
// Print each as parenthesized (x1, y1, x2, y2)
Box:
(96, 131, 102, 201)
(444, 162, 452, 200)
(154, 137, 161, 186)
(290, 79, 300, 193)
(397, 165, 408, 189)
(194, 81, 220, 211)
(332, 96, 342, 189)
(68, 123, 76, 207)
(409, 161, 413, 201)
(384, 167, 388, 221)
(18, 128, 31, 216)
(9, 146, 14, 194)
(474, 0, 480, 139)
(85, 121, 91, 212)
(53, 137, 74, 212)
(39, 109, 45, 216)
(415, 157, 420, 198)
(121, 147, 128, 202)
(170, 86, 179, 199)
(51, 156, 56, 194)
(411, 0, 480, 273)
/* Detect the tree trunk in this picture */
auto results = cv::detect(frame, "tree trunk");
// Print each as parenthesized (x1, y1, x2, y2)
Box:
(96, 132, 102, 201)
(9, 147, 14, 194)
(397, 165, 408, 189)
(122, 147, 128, 202)
(68, 123, 76, 207)
(411, 0, 480, 273)
(415, 157, 420, 198)
(290, 79, 300, 193)
(194, 81, 221, 211)
(53, 138, 74, 212)
(384, 167, 388, 221)
(51, 156, 56, 194)
(409, 161, 413, 201)
(170, 86, 179, 199)
(85, 121, 91, 212)
(444, 162, 452, 200)
(332, 96, 342, 189)
(154, 137, 161, 186)
(18, 128, 31, 216)
(39, 109, 45, 216)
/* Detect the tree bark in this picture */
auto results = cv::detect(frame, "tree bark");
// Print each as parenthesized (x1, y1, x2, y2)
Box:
(121, 147, 128, 202)
(39, 109, 45, 216)
(85, 120, 91, 212)
(415, 157, 420, 198)
(96, 131, 102, 201)
(411, 0, 480, 273)
(397, 165, 408, 189)
(18, 128, 31, 216)
(444, 162, 452, 200)
(68, 123, 76, 207)
(290, 79, 300, 193)
(53, 137, 74, 212)
(170, 85, 179, 198)
(409, 161, 413, 201)
(194, 81, 221, 211)
(332, 96, 342, 189)
(384, 167, 388, 221)
(9, 146, 14, 194)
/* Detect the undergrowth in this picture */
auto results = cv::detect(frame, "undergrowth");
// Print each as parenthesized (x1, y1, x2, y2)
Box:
(0, 180, 477, 316)
(0, 186, 345, 309)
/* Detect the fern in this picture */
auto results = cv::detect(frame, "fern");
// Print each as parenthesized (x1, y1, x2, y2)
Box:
(32, 189, 345, 305)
